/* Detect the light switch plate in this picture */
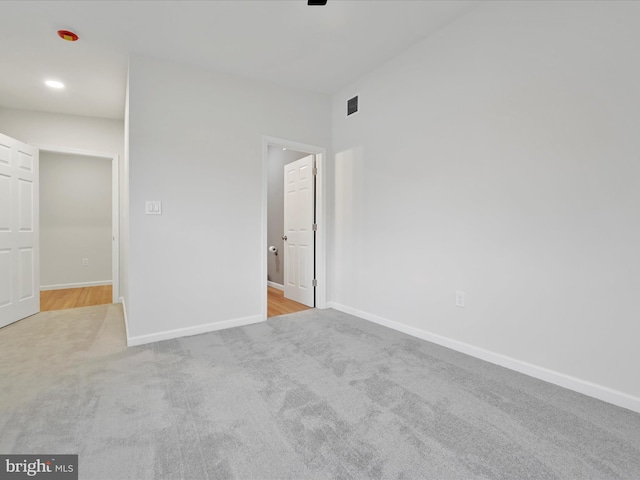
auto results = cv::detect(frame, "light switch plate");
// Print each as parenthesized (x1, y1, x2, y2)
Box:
(145, 201, 162, 215)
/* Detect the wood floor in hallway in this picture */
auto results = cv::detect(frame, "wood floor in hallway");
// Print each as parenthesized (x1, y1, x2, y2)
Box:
(41, 285, 306, 316)
(268, 286, 312, 318)
(40, 285, 113, 311)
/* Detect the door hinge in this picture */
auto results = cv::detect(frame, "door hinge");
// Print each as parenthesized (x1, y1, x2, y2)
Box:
(312, 279, 317, 287)
(312, 167, 318, 176)
(312, 223, 318, 231)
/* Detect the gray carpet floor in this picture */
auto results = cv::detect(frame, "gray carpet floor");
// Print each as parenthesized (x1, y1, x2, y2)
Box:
(0, 305, 639, 480)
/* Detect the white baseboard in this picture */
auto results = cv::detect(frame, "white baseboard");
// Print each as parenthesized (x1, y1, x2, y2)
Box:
(127, 314, 264, 347)
(327, 301, 640, 414)
(40, 280, 112, 291)
(267, 281, 284, 291)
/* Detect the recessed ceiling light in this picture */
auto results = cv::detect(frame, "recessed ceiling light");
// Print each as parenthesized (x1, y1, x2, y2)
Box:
(282, 147, 287, 151)
(45, 80, 65, 89)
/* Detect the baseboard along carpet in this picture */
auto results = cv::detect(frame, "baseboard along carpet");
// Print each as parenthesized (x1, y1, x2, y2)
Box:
(1, 305, 639, 479)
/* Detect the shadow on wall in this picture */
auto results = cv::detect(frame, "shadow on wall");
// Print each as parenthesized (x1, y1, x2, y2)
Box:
(333, 145, 365, 302)
(267, 252, 281, 283)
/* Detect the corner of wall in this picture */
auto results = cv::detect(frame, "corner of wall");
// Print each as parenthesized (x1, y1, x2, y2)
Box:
(120, 296, 131, 346)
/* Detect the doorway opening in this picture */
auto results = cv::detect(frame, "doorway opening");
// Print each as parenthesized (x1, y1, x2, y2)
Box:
(262, 137, 326, 319)
(38, 146, 119, 311)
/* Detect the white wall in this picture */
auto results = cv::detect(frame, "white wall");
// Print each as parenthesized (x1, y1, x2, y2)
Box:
(267, 146, 309, 286)
(127, 54, 331, 343)
(0, 108, 127, 301)
(40, 152, 112, 288)
(0, 109, 124, 156)
(330, 0, 640, 408)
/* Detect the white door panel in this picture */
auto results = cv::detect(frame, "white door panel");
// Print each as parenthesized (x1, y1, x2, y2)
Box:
(283, 155, 314, 307)
(0, 249, 10, 306)
(0, 133, 39, 328)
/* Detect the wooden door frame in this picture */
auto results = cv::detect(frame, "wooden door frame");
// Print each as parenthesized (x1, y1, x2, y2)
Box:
(35, 145, 120, 303)
(262, 136, 326, 320)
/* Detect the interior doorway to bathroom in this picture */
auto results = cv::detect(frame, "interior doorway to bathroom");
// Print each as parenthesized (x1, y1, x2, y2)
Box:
(263, 137, 326, 319)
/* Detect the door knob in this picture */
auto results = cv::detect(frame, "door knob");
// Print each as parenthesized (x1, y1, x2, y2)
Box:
(282, 235, 287, 241)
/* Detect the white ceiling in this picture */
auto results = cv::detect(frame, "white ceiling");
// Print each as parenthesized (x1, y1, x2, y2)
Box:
(0, 0, 480, 120)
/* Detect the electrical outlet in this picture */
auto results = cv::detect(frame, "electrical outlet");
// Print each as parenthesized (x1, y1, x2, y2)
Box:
(455, 291, 465, 308)
(82, 258, 89, 266)
(145, 201, 162, 215)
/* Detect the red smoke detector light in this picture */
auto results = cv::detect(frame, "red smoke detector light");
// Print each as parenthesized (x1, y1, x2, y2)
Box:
(57, 30, 79, 42)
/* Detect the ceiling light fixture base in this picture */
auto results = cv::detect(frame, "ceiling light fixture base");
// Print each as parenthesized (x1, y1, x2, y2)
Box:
(57, 30, 79, 42)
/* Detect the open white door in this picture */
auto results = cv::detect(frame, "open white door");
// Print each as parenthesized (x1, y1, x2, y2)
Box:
(0, 133, 39, 328)
(283, 155, 315, 307)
